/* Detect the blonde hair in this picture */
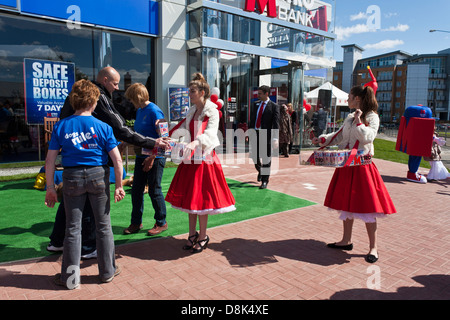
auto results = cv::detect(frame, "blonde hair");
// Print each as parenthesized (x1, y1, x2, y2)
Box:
(69, 80, 100, 111)
(125, 83, 149, 106)
(189, 73, 210, 99)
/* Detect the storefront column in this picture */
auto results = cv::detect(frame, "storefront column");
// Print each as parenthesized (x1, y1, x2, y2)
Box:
(155, 0, 188, 119)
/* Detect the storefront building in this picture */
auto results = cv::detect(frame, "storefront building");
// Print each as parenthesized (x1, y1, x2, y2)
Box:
(0, 0, 335, 163)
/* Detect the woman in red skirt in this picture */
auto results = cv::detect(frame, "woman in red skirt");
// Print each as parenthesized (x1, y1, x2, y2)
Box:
(165, 73, 235, 253)
(312, 85, 396, 263)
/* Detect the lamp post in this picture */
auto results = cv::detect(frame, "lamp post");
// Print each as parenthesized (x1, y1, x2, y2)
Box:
(429, 29, 450, 33)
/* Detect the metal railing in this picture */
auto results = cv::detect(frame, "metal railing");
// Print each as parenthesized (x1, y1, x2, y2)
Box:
(379, 123, 449, 141)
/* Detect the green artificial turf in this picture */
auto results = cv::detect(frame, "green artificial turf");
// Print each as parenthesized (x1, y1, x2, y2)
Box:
(0, 167, 315, 263)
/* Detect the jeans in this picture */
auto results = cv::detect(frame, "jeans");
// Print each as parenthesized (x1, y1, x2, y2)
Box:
(49, 197, 96, 255)
(60, 166, 116, 286)
(131, 157, 167, 226)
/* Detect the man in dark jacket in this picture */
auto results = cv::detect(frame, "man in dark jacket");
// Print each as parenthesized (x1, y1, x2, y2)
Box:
(47, 67, 168, 258)
(60, 67, 166, 151)
(312, 107, 327, 138)
(249, 85, 280, 189)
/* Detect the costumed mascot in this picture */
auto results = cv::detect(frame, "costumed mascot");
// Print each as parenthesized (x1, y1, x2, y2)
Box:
(395, 105, 435, 183)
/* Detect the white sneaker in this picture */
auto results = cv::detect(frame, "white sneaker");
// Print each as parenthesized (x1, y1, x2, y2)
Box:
(407, 171, 427, 184)
(81, 250, 97, 260)
(47, 244, 63, 252)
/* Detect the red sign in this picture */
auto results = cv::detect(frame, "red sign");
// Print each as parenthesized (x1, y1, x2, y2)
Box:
(244, 0, 277, 18)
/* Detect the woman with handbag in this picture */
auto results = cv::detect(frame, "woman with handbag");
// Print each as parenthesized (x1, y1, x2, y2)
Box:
(312, 85, 396, 263)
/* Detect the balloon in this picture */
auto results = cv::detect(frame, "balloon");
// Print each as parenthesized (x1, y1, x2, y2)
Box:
(210, 94, 218, 103)
(364, 66, 378, 95)
(217, 99, 224, 106)
(216, 101, 223, 110)
(218, 110, 222, 118)
(211, 87, 220, 96)
(303, 99, 311, 112)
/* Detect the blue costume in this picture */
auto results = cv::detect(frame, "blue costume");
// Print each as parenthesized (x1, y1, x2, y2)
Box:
(396, 105, 435, 183)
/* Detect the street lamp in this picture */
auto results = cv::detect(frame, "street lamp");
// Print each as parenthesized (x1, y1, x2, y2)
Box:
(429, 29, 450, 33)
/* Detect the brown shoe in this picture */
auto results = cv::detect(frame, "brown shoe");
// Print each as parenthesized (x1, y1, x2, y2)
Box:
(147, 223, 168, 236)
(101, 264, 121, 283)
(123, 224, 143, 234)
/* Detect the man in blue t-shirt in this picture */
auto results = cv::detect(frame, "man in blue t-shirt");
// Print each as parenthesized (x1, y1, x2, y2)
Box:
(123, 83, 168, 236)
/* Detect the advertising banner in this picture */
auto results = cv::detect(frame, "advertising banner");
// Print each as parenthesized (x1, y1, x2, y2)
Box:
(0, 0, 17, 8)
(168, 87, 190, 122)
(20, 0, 158, 35)
(23, 58, 75, 124)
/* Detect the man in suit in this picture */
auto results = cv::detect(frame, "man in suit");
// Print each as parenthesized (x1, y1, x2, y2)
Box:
(249, 85, 280, 189)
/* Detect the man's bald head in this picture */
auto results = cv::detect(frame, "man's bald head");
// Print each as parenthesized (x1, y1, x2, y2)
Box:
(97, 67, 120, 94)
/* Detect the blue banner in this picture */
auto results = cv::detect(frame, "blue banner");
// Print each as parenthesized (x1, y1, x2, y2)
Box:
(24, 59, 75, 125)
(0, 0, 17, 8)
(20, 0, 158, 35)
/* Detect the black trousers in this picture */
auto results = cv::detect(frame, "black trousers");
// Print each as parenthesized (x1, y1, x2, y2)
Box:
(251, 130, 272, 182)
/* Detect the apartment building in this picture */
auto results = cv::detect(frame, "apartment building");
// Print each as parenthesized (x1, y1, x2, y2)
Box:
(333, 45, 450, 123)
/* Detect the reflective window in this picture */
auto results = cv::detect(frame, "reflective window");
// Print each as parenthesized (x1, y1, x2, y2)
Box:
(0, 14, 154, 163)
(188, 48, 259, 128)
(189, 8, 261, 46)
(188, 7, 333, 59)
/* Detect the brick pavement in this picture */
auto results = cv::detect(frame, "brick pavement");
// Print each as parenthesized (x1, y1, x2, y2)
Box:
(0, 153, 449, 301)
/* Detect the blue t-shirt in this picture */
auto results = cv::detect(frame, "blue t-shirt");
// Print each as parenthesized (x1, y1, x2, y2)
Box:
(49, 115, 119, 167)
(134, 102, 165, 138)
(133, 102, 165, 158)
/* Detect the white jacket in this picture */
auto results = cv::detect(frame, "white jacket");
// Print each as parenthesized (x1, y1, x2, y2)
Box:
(175, 99, 220, 151)
(319, 111, 379, 156)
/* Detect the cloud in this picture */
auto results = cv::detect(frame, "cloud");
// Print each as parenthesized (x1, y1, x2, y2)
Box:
(384, 12, 398, 19)
(350, 12, 368, 21)
(363, 39, 404, 50)
(335, 24, 374, 41)
(335, 23, 410, 41)
(382, 24, 410, 32)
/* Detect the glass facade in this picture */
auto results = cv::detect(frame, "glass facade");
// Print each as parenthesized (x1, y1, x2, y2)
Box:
(187, 0, 335, 148)
(188, 4, 334, 59)
(0, 14, 154, 162)
(188, 47, 259, 129)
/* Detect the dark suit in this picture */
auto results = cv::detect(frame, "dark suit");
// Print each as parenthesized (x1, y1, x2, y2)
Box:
(249, 99, 280, 182)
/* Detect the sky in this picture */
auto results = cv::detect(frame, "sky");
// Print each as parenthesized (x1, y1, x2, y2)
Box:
(332, 0, 450, 61)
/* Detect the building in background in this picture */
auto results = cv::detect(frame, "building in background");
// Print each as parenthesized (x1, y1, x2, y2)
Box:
(333, 44, 450, 123)
(0, 0, 336, 163)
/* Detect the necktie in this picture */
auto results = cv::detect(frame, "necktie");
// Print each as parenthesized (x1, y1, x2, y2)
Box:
(256, 102, 265, 129)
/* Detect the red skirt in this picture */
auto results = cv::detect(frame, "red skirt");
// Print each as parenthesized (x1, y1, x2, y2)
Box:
(324, 162, 396, 215)
(165, 152, 236, 215)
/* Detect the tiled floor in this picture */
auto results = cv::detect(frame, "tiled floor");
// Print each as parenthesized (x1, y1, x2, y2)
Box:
(1, 153, 449, 300)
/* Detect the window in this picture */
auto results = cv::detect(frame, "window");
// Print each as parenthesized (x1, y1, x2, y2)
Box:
(188, 47, 259, 126)
(0, 13, 154, 162)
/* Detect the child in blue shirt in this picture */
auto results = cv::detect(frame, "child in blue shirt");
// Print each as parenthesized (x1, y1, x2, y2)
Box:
(123, 83, 168, 236)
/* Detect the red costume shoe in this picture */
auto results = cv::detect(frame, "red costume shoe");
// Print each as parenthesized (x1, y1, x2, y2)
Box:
(407, 171, 427, 184)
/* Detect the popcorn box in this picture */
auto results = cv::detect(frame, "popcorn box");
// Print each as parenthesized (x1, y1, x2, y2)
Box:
(309, 149, 372, 167)
(159, 122, 169, 137)
(170, 142, 187, 164)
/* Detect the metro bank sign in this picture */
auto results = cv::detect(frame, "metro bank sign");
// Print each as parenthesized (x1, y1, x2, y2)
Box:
(244, 0, 327, 30)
